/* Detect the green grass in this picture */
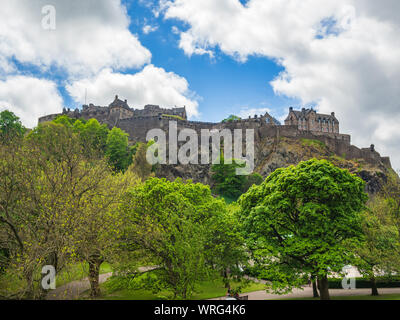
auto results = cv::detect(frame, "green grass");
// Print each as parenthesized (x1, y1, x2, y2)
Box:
(56, 262, 112, 287)
(162, 114, 185, 121)
(0, 261, 112, 298)
(300, 138, 326, 149)
(100, 277, 265, 300)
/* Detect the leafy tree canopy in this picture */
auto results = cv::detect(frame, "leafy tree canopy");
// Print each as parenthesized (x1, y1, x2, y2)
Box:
(120, 178, 232, 298)
(238, 158, 368, 298)
(211, 156, 247, 199)
(211, 156, 263, 200)
(222, 115, 241, 123)
(0, 110, 26, 142)
(105, 127, 132, 172)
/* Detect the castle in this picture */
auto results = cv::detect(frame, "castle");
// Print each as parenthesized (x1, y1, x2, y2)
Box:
(38, 96, 391, 169)
(285, 107, 339, 134)
(39, 96, 340, 136)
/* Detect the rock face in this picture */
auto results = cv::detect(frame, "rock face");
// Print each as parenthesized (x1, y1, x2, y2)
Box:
(253, 136, 391, 195)
(156, 134, 395, 195)
(37, 101, 396, 194)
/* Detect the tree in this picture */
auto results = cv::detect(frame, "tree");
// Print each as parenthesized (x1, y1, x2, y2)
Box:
(0, 110, 25, 142)
(211, 156, 247, 199)
(129, 142, 154, 181)
(120, 178, 228, 299)
(105, 127, 131, 172)
(238, 159, 368, 300)
(79, 118, 109, 157)
(0, 121, 135, 299)
(72, 169, 139, 297)
(352, 196, 400, 296)
(222, 115, 241, 123)
(242, 172, 263, 193)
(54, 116, 109, 158)
(0, 122, 87, 298)
(205, 202, 247, 291)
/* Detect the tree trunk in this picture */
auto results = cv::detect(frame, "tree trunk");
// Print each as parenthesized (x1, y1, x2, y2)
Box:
(312, 279, 319, 298)
(370, 276, 379, 296)
(88, 257, 102, 298)
(24, 269, 34, 299)
(317, 275, 330, 300)
(223, 268, 231, 291)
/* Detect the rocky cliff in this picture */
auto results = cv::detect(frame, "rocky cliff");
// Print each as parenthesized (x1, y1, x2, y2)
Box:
(156, 134, 396, 195)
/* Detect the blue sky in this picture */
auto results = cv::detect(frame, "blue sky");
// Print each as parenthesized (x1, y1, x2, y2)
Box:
(56, 0, 299, 123)
(82, 0, 299, 123)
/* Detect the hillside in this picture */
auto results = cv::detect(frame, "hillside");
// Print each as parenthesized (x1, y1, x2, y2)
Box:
(157, 135, 396, 195)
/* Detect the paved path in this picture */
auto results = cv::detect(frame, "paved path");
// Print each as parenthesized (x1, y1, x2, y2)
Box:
(46, 266, 159, 300)
(46, 272, 113, 300)
(47, 266, 400, 300)
(211, 287, 400, 300)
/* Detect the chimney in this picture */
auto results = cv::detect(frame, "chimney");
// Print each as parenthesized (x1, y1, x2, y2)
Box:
(289, 107, 293, 112)
(124, 99, 127, 103)
(115, 95, 118, 100)
(301, 108, 305, 112)
(331, 112, 335, 117)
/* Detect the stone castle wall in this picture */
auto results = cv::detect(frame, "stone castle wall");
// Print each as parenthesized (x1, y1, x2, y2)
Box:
(38, 108, 391, 170)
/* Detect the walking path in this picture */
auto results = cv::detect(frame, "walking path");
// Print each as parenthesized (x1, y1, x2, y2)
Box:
(46, 272, 113, 300)
(46, 267, 400, 300)
(212, 287, 400, 300)
(46, 266, 158, 300)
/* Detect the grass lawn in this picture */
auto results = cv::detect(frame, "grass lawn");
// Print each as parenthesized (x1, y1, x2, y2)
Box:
(0, 261, 112, 297)
(100, 276, 265, 300)
(56, 262, 112, 287)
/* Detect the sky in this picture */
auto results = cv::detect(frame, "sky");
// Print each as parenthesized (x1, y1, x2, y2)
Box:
(0, 0, 399, 169)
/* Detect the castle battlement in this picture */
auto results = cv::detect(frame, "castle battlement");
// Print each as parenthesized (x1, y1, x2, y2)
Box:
(37, 96, 395, 171)
(38, 97, 349, 144)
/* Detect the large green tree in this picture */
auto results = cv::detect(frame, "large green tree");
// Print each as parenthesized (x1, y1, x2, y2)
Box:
(120, 178, 231, 299)
(0, 121, 137, 298)
(105, 127, 132, 172)
(238, 159, 368, 300)
(351, 196, 400, 296)
(0, 110, 25, 142)
(205, 202, 247, 291)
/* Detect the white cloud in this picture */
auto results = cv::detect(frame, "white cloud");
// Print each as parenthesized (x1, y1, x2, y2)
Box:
(171, 26, 180, 34)
(0, 0, 151, 77)
(0, 76, 63, 128)
(66, 65, 199, 118)
(143, 24, 159, 34)
(163, 0, 400, 169)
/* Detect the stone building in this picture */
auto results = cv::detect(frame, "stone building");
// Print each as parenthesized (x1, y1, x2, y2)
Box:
(284, 107, 339, 133)
(39, 95, 188, 125)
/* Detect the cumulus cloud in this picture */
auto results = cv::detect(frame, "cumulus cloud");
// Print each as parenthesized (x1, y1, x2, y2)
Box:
(0, 0, 151, 77)
(66, 65, 199, 118)
(0, 76, 63, 128)
(162, 0, 400, 169)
